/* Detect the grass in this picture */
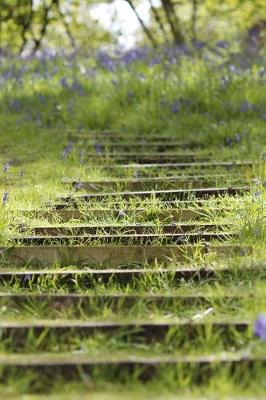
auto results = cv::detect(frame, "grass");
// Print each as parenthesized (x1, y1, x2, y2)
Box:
(0, 46, 265, 396)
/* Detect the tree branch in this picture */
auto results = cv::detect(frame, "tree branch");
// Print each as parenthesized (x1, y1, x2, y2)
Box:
(54, 0, 76, 49)
(124, 0, 157, 47)
(148, 0, 168, 40)
(32, 0, 55, 53)
(161, 0, 184, 43)
(20, 0, 34, 53)
(191, 0, 198, 41)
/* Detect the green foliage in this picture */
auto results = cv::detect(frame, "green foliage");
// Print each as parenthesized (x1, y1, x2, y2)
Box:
(147, 0, 266, 44)
(1, 0, 265, 52)
(0, 0, 114, 53)
(0, 50, 265, 397)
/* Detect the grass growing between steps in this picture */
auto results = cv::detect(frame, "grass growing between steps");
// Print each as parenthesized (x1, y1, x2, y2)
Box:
(0, 52, 265, 251)
(0, 363, 266, 398)
(0, 49, 266, 397)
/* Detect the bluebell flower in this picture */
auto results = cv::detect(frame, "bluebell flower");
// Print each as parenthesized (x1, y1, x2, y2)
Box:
(39, 95, 46, 104)
(22, 274, 32, 286)
(10, 100, 21, 111)
(3, 162, 10, 173)
(2, 191, 8, 206)
(97, 51, 114, 71)
(216, 40, 229, 49)
(240, 101, 255, 113)
(149, 56, 161, 66)
(60, 77, 68, 89)
(74, 182, 84, 191)
(71, 80, 84, 95)
(94, 143, 102, 155)
(235, 134, 241, 143)
(254, 314, 266, 341)
(172, 101, 180, 114)
(122, 48, 148, 66)
(192, 40, 205, 50)
(62, 142, 73, 159)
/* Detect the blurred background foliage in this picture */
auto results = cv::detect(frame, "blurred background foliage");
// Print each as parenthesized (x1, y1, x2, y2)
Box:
(0, 0, 265, 54)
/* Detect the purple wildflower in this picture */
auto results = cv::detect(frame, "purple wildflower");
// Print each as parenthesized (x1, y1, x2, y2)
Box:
(74, 182, 84, 191)
(97, 51, 114, 71)
(254, 314, 266, 341)
(172, 101, 180, 114)
(22, 274, 32, 286)
(2, 191, 8, 206)
(71, 79, 84, 95)
(3, 162, 10, 173)
(192, 40, 205, 50)
(60, 77, 68, 89)
(122, 48, 148, 65)
(10, 100, 21, 111)
(94, 143, 102, 155)
(216, 40, 229, 49)
(62, 142, 73, 159)
(235, 134, 241, 143)
(240, 101, 255, 113)
(39, 95, 46, 104)
(263, 181, 266, 188)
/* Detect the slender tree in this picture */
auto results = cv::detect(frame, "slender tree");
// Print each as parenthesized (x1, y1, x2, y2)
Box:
(124, 0, 158, 47)
(148, 0, 167, 40)
(160, 0, 184, 43)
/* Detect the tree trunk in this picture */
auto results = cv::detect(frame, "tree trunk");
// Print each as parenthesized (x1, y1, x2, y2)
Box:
(125, 0, 157, 47)
(32, 0, 55, 53)
(20, 0, 34, 53)
(148, 0, 167, 40)
(161, 0, 184, 43)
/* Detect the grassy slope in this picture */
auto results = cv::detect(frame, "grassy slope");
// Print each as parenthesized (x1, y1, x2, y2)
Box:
(0, 50, 266, 397)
